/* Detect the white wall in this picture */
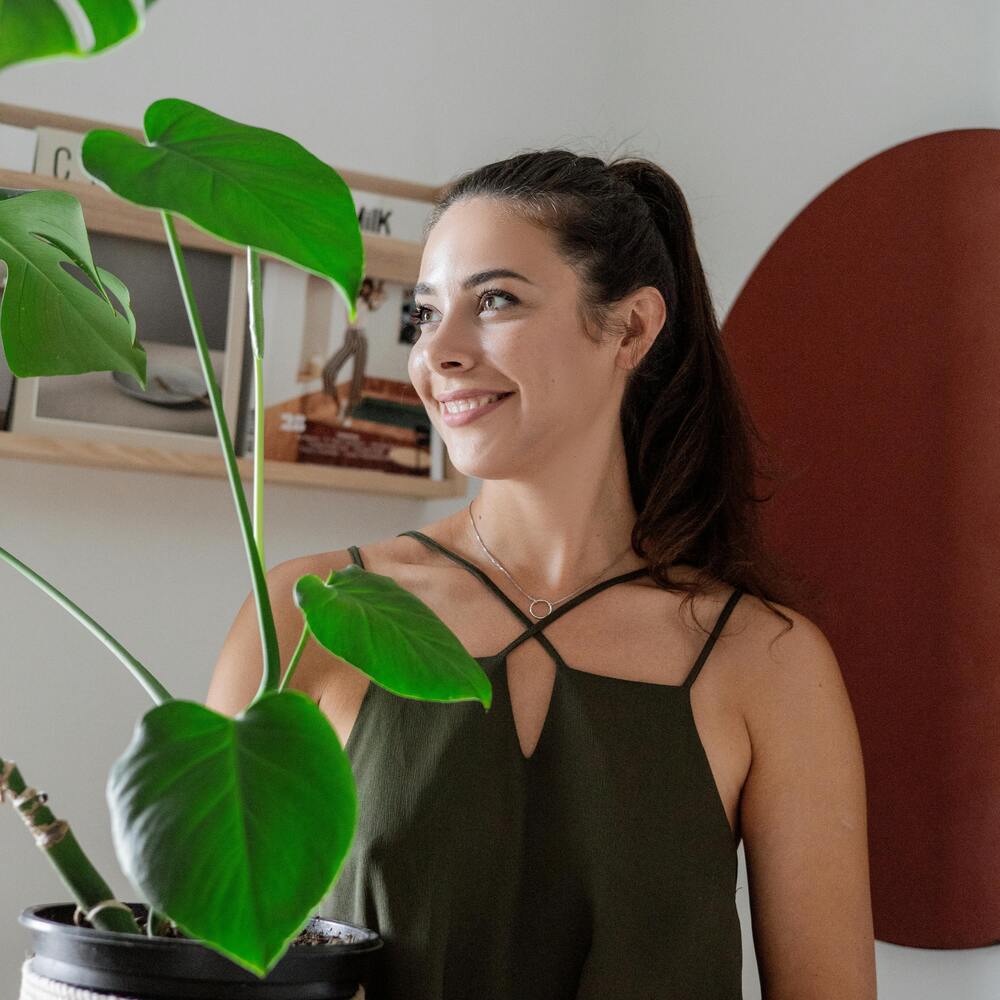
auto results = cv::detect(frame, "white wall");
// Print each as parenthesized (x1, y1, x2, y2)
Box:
(1, 2, 997, 997)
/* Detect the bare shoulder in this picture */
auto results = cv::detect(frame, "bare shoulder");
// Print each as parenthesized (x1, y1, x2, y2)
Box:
(349, 515, 465, 578)
(728, 593, 850, 732)
(267, 547, 359, 594)
(706, 587, 854, 737)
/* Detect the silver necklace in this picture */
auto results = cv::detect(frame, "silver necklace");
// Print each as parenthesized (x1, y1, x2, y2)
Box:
(467, 499, 635, 620)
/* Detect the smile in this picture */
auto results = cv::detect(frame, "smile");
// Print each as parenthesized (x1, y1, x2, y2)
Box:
(440, 392, 514, 426)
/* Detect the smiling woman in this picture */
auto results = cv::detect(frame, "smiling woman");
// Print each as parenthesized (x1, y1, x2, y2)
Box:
(208, 148, 877, 1000)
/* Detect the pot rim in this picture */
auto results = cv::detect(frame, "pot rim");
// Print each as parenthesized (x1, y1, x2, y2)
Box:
(19, 902, 383, 959)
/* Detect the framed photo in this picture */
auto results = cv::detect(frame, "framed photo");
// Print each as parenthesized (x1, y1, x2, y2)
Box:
(9, 229, 250, 455)
(251, 259, 441, 478)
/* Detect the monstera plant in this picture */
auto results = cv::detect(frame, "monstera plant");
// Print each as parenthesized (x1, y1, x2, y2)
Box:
(0, 10, 491, 989)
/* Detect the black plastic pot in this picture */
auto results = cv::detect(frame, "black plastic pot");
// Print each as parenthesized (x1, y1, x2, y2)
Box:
(19, 903, 382, 1000)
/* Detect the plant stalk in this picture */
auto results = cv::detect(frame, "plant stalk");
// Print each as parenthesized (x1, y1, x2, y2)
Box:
(247, 248, 265, 570)
(0, 545, 171, 705)
(0, 758, 141, 935)
(161, 214, 280, 697)
(277, 623, 310, 693)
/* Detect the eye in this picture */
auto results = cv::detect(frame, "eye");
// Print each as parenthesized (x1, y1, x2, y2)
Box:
(478, 288, 518, 314)
(408, 304, 434, 327)
(408, 288, 519, 333)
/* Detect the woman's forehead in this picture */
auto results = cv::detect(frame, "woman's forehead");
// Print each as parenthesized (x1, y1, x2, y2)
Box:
(420, 202, 567, 291)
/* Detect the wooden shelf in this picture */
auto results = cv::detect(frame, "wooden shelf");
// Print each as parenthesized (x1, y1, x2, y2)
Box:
(0, 429, 467, 498)
(0, 103, 458, 500)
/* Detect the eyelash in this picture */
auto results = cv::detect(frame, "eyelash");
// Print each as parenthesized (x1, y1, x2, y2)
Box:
(408, 288, 517, 328)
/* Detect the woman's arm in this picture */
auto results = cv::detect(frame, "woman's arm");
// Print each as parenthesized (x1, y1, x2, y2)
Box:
(739, 610, 878, 1000)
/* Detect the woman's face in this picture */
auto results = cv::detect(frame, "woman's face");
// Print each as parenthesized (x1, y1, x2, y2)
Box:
(407, 197, 629, 480)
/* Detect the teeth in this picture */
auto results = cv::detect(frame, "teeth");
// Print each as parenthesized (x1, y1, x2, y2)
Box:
(442, 393, 506, 414)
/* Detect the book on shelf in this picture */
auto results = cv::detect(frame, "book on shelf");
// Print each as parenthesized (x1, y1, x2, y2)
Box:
(242, 258, 445, 480)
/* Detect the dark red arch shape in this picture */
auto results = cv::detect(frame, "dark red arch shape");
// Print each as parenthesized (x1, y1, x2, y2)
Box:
(724, 129, 1000, 949)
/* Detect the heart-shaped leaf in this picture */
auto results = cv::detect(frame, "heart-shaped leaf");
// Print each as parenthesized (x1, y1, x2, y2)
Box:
(0, 189, 146, 382)
(295, 566, 493, 708)
(107, 692, 357, 977)
(81, 98, 364, 322)
(0, 0, 148, 71)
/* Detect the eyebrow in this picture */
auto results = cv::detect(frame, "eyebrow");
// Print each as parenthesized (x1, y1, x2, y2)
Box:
(412, 269, 535, 297)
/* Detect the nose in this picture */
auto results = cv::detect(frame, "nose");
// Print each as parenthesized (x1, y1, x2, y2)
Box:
(417, 310, 477, 373)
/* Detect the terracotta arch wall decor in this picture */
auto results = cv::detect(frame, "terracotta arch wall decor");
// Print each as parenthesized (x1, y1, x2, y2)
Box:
(723, 129, 1000, 949)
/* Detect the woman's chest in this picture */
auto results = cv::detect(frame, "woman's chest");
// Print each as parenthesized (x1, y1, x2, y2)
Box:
(317, 565, 751, 844)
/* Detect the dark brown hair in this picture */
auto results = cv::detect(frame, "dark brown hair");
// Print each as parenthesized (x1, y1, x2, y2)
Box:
(425, 149, 802, 636)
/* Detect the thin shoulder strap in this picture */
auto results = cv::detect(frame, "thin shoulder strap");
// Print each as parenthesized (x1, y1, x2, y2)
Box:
(398, 530, 532, 623)
(683, 587, 744, 691)
(398, 529, 565, 662)
(347, 545, 365, 568)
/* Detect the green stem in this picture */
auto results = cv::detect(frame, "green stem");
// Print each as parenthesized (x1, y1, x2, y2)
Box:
(160, 214, 280, 697)
(147, 907, 171, 937)
(277, 622, 310, 693)
(0, 757, 142, 935)
(0, 545, 170, 705)
(253, 355, 265, 564)
(247, 248, 265, 570)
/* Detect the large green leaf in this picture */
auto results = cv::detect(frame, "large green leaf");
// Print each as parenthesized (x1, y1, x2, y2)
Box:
(295, 566, 493, 708)
(0, 189, 146, 381)
(107, 692, 357, 977)
(0, 0, 147, 71)
(81, 99, 365, 322)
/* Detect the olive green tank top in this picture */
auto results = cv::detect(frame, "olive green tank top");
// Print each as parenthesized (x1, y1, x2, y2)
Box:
(321, 531, 744, 1000)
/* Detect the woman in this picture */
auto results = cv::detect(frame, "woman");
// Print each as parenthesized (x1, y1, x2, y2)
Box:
(207, 151, 877, 999)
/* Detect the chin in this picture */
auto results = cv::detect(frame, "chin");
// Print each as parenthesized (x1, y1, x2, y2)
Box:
(443, 441, 531, 482)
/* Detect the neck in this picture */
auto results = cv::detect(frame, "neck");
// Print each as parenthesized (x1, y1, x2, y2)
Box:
(465, 447, 643, 597)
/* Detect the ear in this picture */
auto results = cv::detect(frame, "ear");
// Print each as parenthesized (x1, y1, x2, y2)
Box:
(614, 286, 667, 372)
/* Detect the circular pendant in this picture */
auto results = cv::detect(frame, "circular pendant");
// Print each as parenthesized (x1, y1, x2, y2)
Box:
(528, 598, 554, 619)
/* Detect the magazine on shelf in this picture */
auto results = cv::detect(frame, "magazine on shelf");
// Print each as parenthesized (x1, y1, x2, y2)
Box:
(245, 258, 445, 479)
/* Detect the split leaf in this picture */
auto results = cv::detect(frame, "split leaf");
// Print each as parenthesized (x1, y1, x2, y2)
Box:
(0, 189, 145, 382)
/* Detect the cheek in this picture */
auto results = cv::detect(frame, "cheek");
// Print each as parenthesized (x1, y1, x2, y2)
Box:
(407, 350, 427, 395)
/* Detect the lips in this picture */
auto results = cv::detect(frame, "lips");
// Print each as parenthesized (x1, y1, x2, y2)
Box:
(438, 391, 514, 427)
